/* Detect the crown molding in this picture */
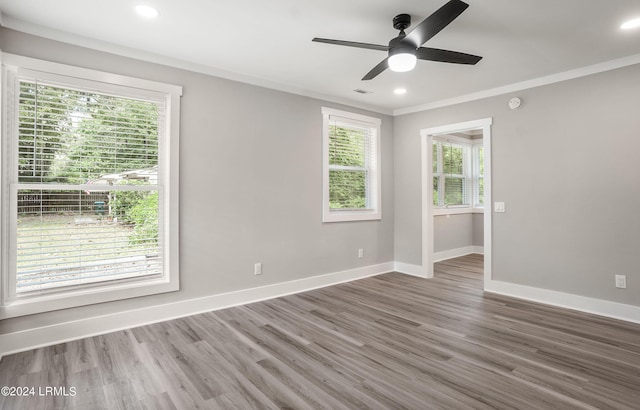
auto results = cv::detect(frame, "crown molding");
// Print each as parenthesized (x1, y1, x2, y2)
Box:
(394, 53, 640, 116)
(1, 17, 393, 116)
(3, 16, 640, 118)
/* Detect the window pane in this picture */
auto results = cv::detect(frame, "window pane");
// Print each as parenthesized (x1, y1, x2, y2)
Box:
(17, 189, 161, 293)
(444, 177, 468, 206)
(477, 177, 484, 206)
(432, 142, 438, 173)
(329, 125, 366, 168)
(329, 170, 366, 209)
(442, 144, 464, 175)
(434, 139, 473, 208)
(478, 146, 484, 175)
(14, 80, 164, 294)
(18, 81, 159, 185)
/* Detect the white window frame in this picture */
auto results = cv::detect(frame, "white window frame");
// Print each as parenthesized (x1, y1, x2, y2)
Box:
(432, 135, 483, 216)
(322, 107, 381, 222)
(0, 54, 182, 319)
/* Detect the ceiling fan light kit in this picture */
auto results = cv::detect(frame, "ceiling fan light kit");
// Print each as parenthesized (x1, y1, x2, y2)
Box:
(388, 52, 417, 72)
(312, 0, 482, 80)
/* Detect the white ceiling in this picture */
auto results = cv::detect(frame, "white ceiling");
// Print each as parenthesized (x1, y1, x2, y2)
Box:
(2, 0, 640, 114)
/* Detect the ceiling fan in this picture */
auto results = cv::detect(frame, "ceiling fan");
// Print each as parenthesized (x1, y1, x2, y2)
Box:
(312, 0, 482, 80)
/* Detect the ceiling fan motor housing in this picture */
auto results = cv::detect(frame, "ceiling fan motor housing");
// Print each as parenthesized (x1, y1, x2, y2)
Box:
(388, 36, 416, 57)
(390, 14, 415, 57)
(392, 13, 412, 31)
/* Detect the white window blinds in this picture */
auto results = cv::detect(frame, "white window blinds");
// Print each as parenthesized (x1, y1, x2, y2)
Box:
(14, 79, 163, 293)
(322, 107, 381, 222)
(433, 139, 471, 207)
(327, 116, 377, 210)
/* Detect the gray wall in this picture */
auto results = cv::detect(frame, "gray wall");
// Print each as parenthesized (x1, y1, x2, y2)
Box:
(472, 213, 484, 247)
(434, 214, 470, 252)
(433, 213, 484, 253)
(394, 64, 640, 306)
(0, 28, 395, 334)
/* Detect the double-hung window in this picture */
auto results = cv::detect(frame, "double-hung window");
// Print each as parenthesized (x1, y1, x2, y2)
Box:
(322, 107, 381, 222)
(1, 55, 181, 318)
(433, 139, 471, 207)
(432, 137, 483, 211)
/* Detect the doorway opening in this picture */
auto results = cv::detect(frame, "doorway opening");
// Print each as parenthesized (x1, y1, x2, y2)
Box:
(420, 118, 492, 288)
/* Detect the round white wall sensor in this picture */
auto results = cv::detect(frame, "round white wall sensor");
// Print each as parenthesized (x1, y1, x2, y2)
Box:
(509, 97, 521, 110)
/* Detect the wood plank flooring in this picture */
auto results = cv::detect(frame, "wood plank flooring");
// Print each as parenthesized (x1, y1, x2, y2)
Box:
(1, 254, 639, 409)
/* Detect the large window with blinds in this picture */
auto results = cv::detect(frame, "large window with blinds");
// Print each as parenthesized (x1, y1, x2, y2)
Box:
(432, 137, 483, 209)
(1, 55, 181, 318)
(322, 107, 381, 222)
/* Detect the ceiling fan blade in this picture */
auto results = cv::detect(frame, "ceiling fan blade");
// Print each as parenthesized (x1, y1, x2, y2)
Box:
(362, 58, 389, 81)
(416, 47, 482, 65)
(403, 0, 469, 47)
(312, 38, 389, 52)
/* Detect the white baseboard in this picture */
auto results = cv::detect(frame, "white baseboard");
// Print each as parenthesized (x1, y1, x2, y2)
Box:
(485, 280, 640, 325)
(472, 246, 484, 255)
(433, 246, 484, 262)
(0, 262, 394, 359)
(394, 262, 428, 278)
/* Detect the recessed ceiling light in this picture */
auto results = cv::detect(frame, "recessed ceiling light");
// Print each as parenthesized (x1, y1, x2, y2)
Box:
(394, 88, 407, 95)
(621, 17, 640, 30)
(136, 5, 159, 19)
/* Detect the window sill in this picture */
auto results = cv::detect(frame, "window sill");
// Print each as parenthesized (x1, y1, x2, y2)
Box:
(433, 207, 484, 216)
(323, 209, 381, 223)
(0, 275, 178, 319)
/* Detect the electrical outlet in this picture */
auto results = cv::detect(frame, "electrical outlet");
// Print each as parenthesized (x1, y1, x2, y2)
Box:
(615, 274, 626, 289)
(254, 263, 262, 276)
(358, 249, 364, 258)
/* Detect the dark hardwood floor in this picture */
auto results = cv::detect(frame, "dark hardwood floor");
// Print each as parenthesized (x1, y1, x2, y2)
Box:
(1, 254, 639, 409)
